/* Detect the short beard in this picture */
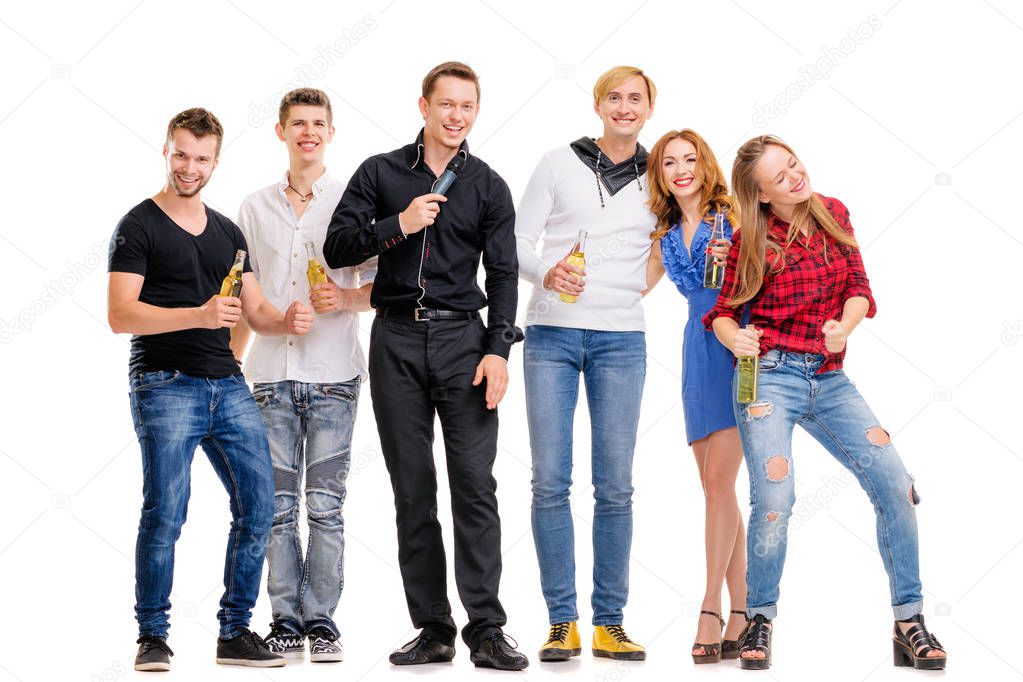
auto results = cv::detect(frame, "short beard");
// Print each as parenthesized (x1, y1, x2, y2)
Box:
(169, 174, 209, 198)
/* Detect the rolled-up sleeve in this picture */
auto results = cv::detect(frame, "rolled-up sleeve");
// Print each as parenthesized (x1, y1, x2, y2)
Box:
(830, 200, 877, 318)
(702, 231, 743, 330)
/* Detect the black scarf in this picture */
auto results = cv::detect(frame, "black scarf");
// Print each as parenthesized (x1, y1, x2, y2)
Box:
(569, 137, 648, 197)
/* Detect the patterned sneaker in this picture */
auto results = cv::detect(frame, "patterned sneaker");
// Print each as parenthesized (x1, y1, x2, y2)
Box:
(307, 626, 344, 663)
(264, 620, 305, 659)
(135, 635, 173, 671)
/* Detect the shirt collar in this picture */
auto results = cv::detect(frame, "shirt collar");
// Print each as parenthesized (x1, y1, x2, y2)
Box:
(407, 128, 470, 171)
(277, 169, 330, 198)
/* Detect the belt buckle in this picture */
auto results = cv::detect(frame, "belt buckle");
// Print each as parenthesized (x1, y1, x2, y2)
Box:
(413, 307, 429, 322)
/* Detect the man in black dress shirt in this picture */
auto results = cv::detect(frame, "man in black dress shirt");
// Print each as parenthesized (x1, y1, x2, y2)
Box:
(323, 61, 526, 671)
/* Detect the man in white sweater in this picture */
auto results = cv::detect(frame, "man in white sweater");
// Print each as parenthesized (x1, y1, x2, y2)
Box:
(515, 66, 657, 663)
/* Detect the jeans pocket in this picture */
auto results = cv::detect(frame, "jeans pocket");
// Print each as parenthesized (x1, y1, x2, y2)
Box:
(252, 383, 277, 407)
(132, 370, 182, 392)
(758, 349, 783, 372)
(320, 379, 360, 402)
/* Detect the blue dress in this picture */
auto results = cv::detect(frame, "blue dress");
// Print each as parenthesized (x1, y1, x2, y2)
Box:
(661, 216, 741, 444)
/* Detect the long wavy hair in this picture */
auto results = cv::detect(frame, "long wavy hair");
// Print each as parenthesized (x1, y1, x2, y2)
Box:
(727, 135, 858, 307)
(647, 128, 735, 240)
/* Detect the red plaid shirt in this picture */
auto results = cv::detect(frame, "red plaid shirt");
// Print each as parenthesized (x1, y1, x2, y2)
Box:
(703, 195, 876, 373)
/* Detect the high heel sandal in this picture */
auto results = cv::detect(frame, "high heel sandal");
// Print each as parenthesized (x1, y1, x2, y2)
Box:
(722, 610, 749, 660)
(893, 614, 946, 670)
(738, 614, 771, 670)
(691, 610, 724, 664)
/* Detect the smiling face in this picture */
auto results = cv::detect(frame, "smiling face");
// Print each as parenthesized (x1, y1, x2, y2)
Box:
(163, 129, 218, 197)
(594, 74, 653, 142)
(660, 137, 702, 202)
(754, 143, 813, 209)
(276, 104, 333, 166)
(419, 76, 478, 152)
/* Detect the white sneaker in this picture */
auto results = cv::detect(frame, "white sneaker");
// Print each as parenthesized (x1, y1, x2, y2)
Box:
(264, 621, 305, 659)
(308, 627, 344, 663)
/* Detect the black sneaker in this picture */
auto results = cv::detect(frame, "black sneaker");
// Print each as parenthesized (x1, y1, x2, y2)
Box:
(470, 632, 529, 671)
(389, 633, 456, 665)
(135, 635, 173, 672)
(216, 628, 287, 667)
(264, 620, 305, 659)
(307, 626, 344, 663)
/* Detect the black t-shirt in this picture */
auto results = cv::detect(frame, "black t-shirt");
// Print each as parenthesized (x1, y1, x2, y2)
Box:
(108, 199, 252, 379)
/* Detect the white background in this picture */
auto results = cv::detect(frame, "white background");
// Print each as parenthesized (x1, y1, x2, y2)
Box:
(0, 1, 1020, 681)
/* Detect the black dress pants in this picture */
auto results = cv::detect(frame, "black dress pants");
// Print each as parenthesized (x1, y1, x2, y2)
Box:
(368, 313, 506, 647)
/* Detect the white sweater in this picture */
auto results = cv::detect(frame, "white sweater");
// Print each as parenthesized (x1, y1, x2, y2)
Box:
(515, 145, 655, 332)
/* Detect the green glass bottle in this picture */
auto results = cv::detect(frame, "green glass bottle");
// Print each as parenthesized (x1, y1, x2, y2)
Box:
(737, 324, 759, 404)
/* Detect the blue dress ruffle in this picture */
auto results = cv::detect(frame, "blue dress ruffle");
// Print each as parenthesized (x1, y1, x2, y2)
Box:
(661, 216, 741, 444)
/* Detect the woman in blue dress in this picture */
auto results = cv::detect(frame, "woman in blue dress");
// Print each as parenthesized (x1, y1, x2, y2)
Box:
(646, 129, 747, 663)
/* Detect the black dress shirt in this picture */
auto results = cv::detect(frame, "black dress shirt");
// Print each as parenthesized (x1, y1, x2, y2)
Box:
(323, 130, 519, 359)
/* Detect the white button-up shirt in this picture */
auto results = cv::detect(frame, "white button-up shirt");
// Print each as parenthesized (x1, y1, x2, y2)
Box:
(238, 170, 376, 384)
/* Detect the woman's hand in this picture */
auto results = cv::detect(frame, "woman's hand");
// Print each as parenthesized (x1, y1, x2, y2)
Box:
(732, 325, 763, 358)
(822, 319, 848, 353)
(708, 238, 731, 266)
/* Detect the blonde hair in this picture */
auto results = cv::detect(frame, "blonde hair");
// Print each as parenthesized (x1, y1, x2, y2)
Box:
(593, 66, 657, 107)
(647, 128, 734, 240)
(728, 135, 858, 307)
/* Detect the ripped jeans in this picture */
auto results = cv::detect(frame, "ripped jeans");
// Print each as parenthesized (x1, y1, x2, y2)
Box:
(734, 350, 923, 620)
(253, 378, 360, 637)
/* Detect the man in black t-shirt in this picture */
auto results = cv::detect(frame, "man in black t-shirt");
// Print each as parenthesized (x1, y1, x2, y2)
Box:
(108, 108, 313, 671)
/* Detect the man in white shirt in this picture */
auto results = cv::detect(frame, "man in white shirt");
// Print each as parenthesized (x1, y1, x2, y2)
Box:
(230, 88, 375, 663)
(515, 66, 657, 663)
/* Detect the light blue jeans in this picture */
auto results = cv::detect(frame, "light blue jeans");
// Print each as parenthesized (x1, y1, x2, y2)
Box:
(524, 325, 646, 626)
(735, 350, 923, 620)
(253, 378, 360, 637)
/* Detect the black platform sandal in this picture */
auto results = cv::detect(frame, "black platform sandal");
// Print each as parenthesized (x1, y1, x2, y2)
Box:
(691, 610, 724, 664)
(738, 614, 772, 670)
(722, 610, 749, 660)
(893, 614, 946, 670)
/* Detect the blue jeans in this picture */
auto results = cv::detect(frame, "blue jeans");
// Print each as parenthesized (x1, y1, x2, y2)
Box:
(130, 370, 274, 639)
(253, 379, 360, 637)
(524, 325, 646, 625)
(735, 350, 923, 620)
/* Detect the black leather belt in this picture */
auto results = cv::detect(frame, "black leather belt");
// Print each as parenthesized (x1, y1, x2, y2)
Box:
(377, 307, 480, 322)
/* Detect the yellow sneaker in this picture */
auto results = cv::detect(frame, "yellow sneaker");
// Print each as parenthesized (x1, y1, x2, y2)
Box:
(539, 622, 581, 662)
(592, 624, 646, 661)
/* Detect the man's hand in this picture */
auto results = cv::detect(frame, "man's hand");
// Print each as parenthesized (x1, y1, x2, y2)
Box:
(543, 244, 586, 295)
(310, 279, 343, 313)
(732, 325, 763, 359)
(285, 301, 314, 336)
(399, 193, 447, 235)
(198, 294, 242, 329)
(822, 319, 848, 353)
(472, 355, 509, 410)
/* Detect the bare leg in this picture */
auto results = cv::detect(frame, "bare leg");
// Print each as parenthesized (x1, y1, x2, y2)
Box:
(692, 427, 746, 654)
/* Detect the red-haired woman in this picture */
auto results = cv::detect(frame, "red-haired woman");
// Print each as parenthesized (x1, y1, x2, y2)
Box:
(646, 129, 747, 664)
(704, 135, 946, 671)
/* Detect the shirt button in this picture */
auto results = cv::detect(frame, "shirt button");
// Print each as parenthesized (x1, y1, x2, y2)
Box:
(292, 281, 297, 286)
(288, 341, 294, 346)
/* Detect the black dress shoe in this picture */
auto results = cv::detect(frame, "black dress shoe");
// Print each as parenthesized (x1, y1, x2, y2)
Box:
(470, 633, 529, 671)
(389, 633, 456, 665)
